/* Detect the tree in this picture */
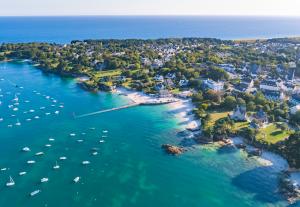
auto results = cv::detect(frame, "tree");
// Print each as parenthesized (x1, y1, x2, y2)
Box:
(223, 96, 237, 110)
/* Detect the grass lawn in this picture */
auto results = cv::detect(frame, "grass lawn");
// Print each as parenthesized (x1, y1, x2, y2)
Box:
(256, 123, 291, 144)
(206, 111, 230, 128)
(94, 69, 122, 78)
(233, 121, 249, 131)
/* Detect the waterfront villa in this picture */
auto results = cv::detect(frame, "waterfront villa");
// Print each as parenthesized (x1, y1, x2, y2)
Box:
(250, 109, 269, 128)
(230, 105, 248, 121)
(203, 79, 224, 91)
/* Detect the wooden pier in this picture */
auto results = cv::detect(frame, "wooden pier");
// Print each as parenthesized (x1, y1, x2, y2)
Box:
(74, 99, 179, 118)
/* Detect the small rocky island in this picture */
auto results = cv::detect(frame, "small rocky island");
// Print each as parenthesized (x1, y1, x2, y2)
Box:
(161, 144, 185, 155)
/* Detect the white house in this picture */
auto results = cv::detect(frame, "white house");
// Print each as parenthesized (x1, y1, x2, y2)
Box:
(203, 79, 224, 91)
(230, 105, 249, 121)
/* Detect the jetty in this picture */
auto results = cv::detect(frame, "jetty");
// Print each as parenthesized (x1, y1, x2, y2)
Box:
(75, 99, 178, 118)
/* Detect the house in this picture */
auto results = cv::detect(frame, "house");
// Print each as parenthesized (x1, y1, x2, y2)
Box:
(249, 64, 262, 76)
(290, 105, 300, 115)
(259, 79, 281, 91)
(166, 73, 176, 80)
(230, 105, 248, 121)
(218, 64, 236, 73)
(154, 75, 164, 82)
(165, 78, 175, 88)
(151, 59, 164, 69)
(263, 90, 284, 101)
(233, 78, 254, 93)
(203, 79, 224, 91)
(141, 57, 151, 66)
(179, 79, 189, 87)
(250, 109, 268, 128)
(155, 83, 165, 91)
(177, 90, 193, 99)
(290, 94, 300, 106)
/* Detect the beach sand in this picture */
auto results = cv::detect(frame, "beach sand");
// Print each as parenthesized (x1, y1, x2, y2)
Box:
(116, 87, 200, 131)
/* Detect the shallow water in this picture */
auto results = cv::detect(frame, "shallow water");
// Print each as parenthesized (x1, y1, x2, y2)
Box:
(0, 62, 297, 207)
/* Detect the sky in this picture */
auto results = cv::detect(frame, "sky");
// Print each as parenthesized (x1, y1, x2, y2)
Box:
(1, 0, 300, 16)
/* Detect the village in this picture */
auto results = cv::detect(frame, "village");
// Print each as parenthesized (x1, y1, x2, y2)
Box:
(1, 37, 300, 202)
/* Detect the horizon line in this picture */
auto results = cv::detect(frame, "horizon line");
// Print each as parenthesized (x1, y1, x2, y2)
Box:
(1, 14, 300, 17)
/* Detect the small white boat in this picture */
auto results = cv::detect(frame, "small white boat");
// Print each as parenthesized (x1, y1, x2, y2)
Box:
(54, 111, 59, 115)
(45, 96, 50, 99)
(7, 124, 13, 128)
(24, 100, 30, 103)
(89, 127, 95, 130)
(40, 107, 46, 110)
(1, 168, 7, 171)
(19, 171, 27, 176)
(103, 130, 108, 133)
(30, 190, 41, 196)
(73, 177, 80, 183)
(45, 144, 51, 147)
(77, 139, 83, 143)
(22, 147, 30, 152)
(40, 178, 49, 183)
(70, 133, 76, 137)
(81, 132, 86, 135)
(99, 140, 105, 143)
(59, 105, 64, 108)
(59, 156, 67, 160)
(0, 118, 3, 122)
(27, 160, 36, 164)
(29, 109, 35, 113)
(82, 161, 90, 165)
(6, 176, 15, 187)
(13, 108, 18, 111)
(34, 116, 40, 119)
(35, 152, 44, 156)
(49, 138, 55, 141)
(15, 119, 21, 126)
(92, 152, 98, 156)
(53, 161, 60, 169)
(45, 112, 51, 115)
(26, 118, 32, 121)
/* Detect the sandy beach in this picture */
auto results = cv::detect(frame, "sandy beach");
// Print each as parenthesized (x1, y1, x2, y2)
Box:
(116, 87, 200, 131)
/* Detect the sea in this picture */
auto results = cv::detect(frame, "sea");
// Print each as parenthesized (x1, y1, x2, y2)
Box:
(0, 16, 300, 43)
(0, 16, 300, 207)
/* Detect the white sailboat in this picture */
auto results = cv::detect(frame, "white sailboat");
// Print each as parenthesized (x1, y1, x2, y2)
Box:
(82, 161, 90, 165)
(30, 190, 41, 196)
(15, 119, 21, 126)
(40, 178, 49, 183)
(59, 156, 67, 160)
(19, 171, 27, 176)
(73, 177, 80, 183)
(22, 147, 30, 152)
(53, 161, 60, 169)
(6, 176, 15, 187)
(35, 152, 44, 156)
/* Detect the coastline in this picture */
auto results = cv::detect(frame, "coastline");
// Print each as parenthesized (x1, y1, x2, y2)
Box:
(115, 87, 299, 202)
(115, 87, 201, 131)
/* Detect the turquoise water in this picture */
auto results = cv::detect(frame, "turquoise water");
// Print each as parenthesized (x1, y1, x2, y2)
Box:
(1, 16, 300, 43)
(0, 62, 295, 207)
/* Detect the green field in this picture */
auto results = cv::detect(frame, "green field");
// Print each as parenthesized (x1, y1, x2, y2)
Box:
(256, 123, 291, 144)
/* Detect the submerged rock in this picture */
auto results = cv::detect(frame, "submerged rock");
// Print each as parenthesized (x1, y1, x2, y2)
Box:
(279, 172, 300, 204)
(161, 144, 185, 155)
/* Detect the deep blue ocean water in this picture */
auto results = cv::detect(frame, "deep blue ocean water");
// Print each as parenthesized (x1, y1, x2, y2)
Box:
(0, 16, 300, 43)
